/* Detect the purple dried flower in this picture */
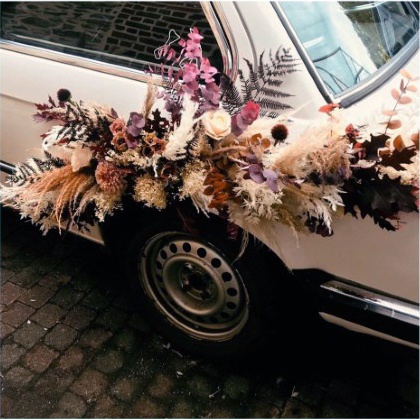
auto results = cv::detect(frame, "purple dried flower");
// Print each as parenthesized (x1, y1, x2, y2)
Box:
(248, 164, 264, 183)
(127, 112, 146, 137)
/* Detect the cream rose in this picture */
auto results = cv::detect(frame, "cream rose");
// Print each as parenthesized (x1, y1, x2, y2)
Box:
(202, 109, 231, 140)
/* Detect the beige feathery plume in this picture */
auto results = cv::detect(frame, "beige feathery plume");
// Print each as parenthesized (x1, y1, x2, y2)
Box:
(141, 79, 158, 119)
(162, 95, 199, 161)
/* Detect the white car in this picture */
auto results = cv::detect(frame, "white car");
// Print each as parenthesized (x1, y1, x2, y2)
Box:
(1, 1, 419, 358)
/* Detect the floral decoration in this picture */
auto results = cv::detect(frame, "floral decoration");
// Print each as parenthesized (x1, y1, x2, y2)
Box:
(1, 28, 418, 239)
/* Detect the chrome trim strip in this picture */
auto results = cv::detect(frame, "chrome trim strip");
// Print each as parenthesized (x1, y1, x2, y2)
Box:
(202, 1, 239, 81)
(272, 2, 334, 104)
(321, 280, 419, 326)
(0, 39, 161, 84)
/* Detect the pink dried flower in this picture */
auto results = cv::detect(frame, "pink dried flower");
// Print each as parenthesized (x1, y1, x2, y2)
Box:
(95, 161, 126, 194)
(232, 101, 260, 136)
(110, 118, 126, 136)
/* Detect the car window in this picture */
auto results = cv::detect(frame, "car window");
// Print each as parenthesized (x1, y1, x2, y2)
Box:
(0, 1, 223, 73)
(280, 1, 419, 96)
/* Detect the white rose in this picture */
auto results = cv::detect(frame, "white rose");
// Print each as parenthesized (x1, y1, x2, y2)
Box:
(71, 144, 93, 172)
(202, 109, 231, 140)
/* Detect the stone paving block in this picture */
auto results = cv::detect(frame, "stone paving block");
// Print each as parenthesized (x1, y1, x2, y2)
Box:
(5, 390, 54, 418)
(148, 373, 176, 399)
(281, 397, 319, 418)
(1, 301, 35, 328)
(112, 328, 139, 353)
(326, 377, 360, 407)
(57, 346, 87, 373)
(95, 305, 129, 331)
(248, 399, 282, 418)
(0, 394, 14, 418)
(44, 323, 78, 351)
(57, 391, 88, 418)
(1, 342, 26, 370)
(50, 285, 85, 310)
(70, 368, 108, 402)
(93, 349, 124, 374)
(32, 369, 75, 398)
(81, 288, 113, 311)
(128, 312, 152, 332)
(187, 374, 215, 397)
(223, 374, 251, 400)
(111, 376, 138, 401)
(0, 237, 27, 259)
(18, 284, 55, 308)
(23, 344, 59, 373)
(4, 366, 34, 390)
(13, 320, 47, 348)
(39, 272, 72, 291)
(30, 303, 66, 328)
(0, 267, 17, 284)
(70, 271, 97, 292)
(0, 282, 25, 305)
(169, 399, 196, 418)
(30, 253, 62, 275)
(320, 396, 357, 418)
(78, 327, 113, 349)
(63, 304, 96, 330)
(293, 378, 328, 408)
(0, 321, 15, 340)
(7, 264, 44, 286)
(89, 394, 125, 418)
(129, 395, 167, 418)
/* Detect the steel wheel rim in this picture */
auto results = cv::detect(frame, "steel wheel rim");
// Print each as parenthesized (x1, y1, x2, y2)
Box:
(138, 232, 249, 341)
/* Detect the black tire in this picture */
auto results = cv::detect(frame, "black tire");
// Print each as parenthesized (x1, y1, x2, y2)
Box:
(124, 211, 296, 360)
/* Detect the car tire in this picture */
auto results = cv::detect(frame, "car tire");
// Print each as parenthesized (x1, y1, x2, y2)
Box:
(124, 212, 295, 360)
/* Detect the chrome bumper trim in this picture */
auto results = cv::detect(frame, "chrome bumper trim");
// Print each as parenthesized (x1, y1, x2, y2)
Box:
(321, 280, 419, 327)
(0, 161, 16, 175)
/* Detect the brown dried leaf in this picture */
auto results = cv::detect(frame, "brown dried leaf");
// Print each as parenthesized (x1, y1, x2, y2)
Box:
(393, 135, 404, 151)
(382, 110, 398, 116)
(261, 138, 271, 149)
(391, 88, 400, 100)
(399, 96, 412, 104)
(387, 120, 402, 130)
(400, 79, 405, 92)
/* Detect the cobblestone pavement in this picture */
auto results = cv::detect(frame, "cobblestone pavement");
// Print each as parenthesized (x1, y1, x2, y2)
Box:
(1, 207, 419, 418)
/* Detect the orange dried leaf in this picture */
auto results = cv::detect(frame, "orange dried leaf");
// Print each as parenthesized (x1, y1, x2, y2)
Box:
(382, 110, 398, 116)
(261, 138, 271, 149)
(319, 103, 339, 114)
(393, 135, 404, 151)
(391, 88, 400, 100)
(400, 69, 412, 80)
(399, 96, 412, 104)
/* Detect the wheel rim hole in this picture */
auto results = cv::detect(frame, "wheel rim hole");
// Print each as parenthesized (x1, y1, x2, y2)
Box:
(227, 288, 238, 297)
(160, 250, 168, 259)
(157, 274, 163, 283)
(226, 301, 237, 310)
(183, 242, 191, 252)
(220, 312, 230, 319)
(197, 247, 207, 258)
(169, 243, 177, 253)
(156, 261, 163, 270)
(222, 272, 232, 282)
(211, 258, 221, 268)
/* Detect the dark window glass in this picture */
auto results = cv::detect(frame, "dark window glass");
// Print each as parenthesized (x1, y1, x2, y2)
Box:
(280, 1, 419, 95)
(1, 2, 222, 72)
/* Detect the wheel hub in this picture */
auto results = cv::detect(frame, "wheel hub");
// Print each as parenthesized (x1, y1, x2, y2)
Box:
(139, 232, 250, 341)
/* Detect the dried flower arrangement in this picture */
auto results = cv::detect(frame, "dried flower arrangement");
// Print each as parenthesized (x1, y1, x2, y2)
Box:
(1, 28, 418, 239)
